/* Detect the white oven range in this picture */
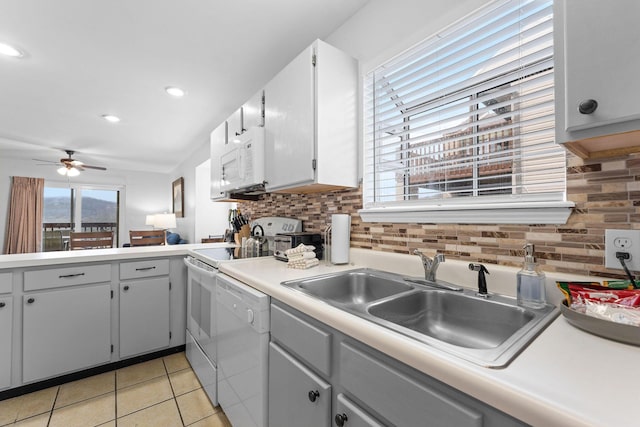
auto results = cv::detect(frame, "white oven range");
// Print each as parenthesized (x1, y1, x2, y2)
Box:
(184, 246, 235, 406)
(183, 216, 301, 412)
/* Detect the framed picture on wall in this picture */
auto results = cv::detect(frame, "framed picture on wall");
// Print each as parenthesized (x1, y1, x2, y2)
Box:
(172, 177, 184, 218)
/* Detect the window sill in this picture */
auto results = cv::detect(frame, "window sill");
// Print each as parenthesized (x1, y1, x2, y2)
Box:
(358, 201, 575, 224)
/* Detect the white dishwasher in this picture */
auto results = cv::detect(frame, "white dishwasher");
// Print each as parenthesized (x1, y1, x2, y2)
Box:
(216, 273, 270, 427)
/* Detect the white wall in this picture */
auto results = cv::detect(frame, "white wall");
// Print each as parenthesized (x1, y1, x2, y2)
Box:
(166, 0, 491, 242)
(0, 156, 169, 250)
(1, 1, 493, 251)
(325, 0, 488, 72)
(195, 159, 234, 242)
(168, 139, 233, 244)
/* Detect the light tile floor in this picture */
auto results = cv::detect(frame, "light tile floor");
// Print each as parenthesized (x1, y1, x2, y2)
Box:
(0, 352, 231, 427)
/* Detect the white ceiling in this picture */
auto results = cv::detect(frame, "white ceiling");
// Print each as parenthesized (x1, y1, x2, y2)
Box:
(0, 0, 368, 173)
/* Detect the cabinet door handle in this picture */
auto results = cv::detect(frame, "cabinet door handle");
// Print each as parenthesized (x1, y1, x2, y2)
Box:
(0, 302, 5, 308)
(578, 99, 598, 114)
(59, 272, 85, 278)
(308, 390, 320, 403)
(123, 285, 130, 291)
(335, 413, 348, 426)
(26, 298, 35, 304)
(135, 266, 156, 271)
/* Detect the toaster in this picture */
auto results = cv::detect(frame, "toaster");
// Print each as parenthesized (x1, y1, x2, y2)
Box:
(274, 232, 323, 261)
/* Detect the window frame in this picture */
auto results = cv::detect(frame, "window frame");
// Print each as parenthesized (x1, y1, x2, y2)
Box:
(43, 181, 125, 250)
(359, 0, 573, 224)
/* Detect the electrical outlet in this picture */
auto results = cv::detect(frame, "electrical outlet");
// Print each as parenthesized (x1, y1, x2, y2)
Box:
(605, 229, 640, 270)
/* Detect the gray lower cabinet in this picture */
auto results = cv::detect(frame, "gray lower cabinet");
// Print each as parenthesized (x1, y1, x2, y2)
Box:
(22, 284, 111, 383)
(335, 394, 384, 427)
(269, 342, 332, 427)
(270, 301, 526, 427)
(119, 259, 171, 358)
(119, 277, 170, 358)
(0, 296, 12, 390)
(340, 342, 482, 427)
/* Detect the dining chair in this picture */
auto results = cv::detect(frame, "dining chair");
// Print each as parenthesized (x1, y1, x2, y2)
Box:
(129, 230, 166, 246)
(43, 230, 64, 251)
(69, 231, 114, 250)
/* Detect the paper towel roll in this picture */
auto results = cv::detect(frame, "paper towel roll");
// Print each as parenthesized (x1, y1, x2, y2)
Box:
(331, 214, 351, 264)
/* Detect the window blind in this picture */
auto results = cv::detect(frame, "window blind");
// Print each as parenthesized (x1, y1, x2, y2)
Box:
(362, 0, 565, 213)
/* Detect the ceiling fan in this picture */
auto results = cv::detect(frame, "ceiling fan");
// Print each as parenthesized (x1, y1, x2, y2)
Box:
(34, 150, 107, 177)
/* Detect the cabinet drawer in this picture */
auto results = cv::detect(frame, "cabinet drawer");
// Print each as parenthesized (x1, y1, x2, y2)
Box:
(0, 272, 11, 294)
(120, 259, 169, 280)
(271, 303, 331, 376)
(24, 264, 111, 291)
(340, 342, 483, 427)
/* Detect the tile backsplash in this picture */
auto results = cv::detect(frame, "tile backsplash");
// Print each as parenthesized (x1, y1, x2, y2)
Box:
(239, 153, 640, 279)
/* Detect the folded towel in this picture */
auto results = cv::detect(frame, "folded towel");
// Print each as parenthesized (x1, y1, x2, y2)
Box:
(287, 258, 320, 269)
(287, 251, 317, 261)
(285, 243, 316, 255)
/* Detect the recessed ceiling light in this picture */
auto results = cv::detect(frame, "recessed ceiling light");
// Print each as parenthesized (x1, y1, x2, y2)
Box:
(165, 86, 186, 97)
(101, 114, 120, 123)
(0, 42, 24, 58)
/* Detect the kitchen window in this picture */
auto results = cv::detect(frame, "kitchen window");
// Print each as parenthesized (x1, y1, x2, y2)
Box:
(360, 0, 573, 224)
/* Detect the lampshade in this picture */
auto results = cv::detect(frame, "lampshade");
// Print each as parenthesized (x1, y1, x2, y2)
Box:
(153, 213, 177, 229)
(145, 215, 155, 226)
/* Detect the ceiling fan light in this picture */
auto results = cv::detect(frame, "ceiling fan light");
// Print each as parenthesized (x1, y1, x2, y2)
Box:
(57, 166, 68, 176)
(67, 167, 80, 177)
(165, 86, 185, 97)
(0, 42, 24, 58)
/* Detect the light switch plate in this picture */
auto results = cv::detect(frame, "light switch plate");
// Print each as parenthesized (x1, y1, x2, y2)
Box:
(605, 229, 640, 270)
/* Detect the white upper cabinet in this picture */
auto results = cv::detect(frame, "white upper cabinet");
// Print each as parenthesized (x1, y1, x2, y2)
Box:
(210, 89, 265, 200)
(555, 0, 640, 158)
(264, 39, 358, 193)
(244, 90, 265, 130)
(227, 107, 244, 142)
(210, 122, 227, 200)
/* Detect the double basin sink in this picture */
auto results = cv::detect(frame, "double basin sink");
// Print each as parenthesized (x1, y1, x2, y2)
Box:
(281, 268, 558, 368)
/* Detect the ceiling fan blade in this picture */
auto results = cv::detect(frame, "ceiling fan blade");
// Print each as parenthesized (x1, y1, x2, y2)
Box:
(34, 150, 107, 173)
(32, 158, 58, 164)
(81, 165, 107, 171)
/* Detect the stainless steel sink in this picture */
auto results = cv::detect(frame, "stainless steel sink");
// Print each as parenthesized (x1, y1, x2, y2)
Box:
(281, 268, 559, 368)
(294, 269, 413, 306)
(368, 291, 534, 349)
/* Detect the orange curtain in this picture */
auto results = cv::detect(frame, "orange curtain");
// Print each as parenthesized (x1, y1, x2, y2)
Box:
(4, 177, 44, 254)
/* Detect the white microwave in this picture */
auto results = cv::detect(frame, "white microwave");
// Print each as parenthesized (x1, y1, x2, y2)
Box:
(220, 126, 265, 192)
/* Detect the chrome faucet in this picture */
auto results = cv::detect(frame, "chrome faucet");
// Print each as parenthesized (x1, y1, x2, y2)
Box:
(413, 249, 445, 282)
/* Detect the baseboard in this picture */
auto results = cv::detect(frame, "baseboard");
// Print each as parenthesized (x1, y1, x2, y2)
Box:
(0, 345, 186, 402)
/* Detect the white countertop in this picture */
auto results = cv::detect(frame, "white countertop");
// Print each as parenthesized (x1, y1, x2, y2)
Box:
(2, 245, 637, 426)
(219, 249, 639, 427)
(0, 243, 227, 269)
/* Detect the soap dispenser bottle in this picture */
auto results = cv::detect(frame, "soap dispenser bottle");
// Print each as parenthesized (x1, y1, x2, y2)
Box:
(517, 243, 546, 308)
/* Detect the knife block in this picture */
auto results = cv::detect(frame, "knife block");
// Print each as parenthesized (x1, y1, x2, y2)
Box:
(234, 224, 251, 245)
